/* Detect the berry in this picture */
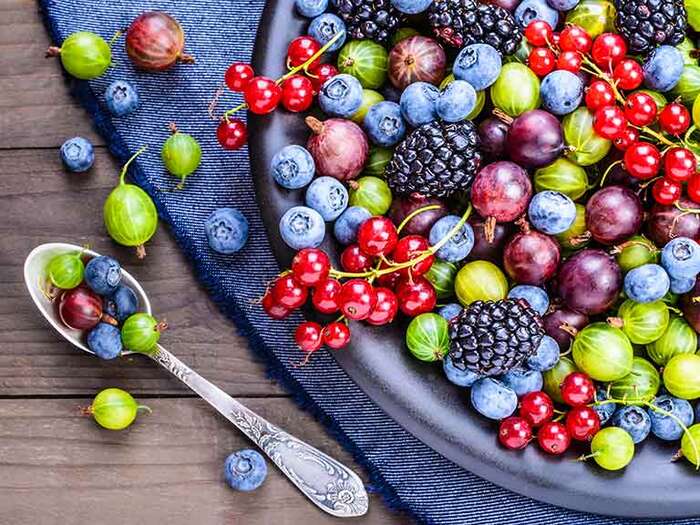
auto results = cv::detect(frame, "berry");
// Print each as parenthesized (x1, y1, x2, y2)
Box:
(498, 416, 532, 450)
(366, 287, 399, 325)
(60, 137, 95, 172)
(659, 102, 691, 135)
(514, 0, 559, 33)
(624, 264, 670, 302)
(224, 449, 267, 491)
(612, 405, 651, 443)
(307, 62, 339, 94)
(103, 285, 138, 323)
(556, 50, 582, 73)
(591, 33, 627, 70)
(217, 119, 248, 151)
(537, 421, 571, 455)
(436, 81, 477, 123)
(527, 335, 560, 371)
(452, 43, 502, 91)
(270, 145, 316, 190)
(642, 45, 685, 92)
(648, 395, 694, 440)
(392, 235, 434, 276)
(559, 25, 592, 53)
(305, 176, 349, 221)
(585, 80, 615, 111)
(318, 74, 363, 118)
(357, 216, 398, 256)
(470, 378, 518, 420)
(287, 36, 321, 68)
(340, 244, 373, 273)
(624, 141, 661, 179)
(279, 206, 326, 249)
(281, 75, 314, 112)
(334, 206, 372, 245)
(396, 276, 437, 316)
(398, 82, 440, 127)
(262, 291, 291, 319)
(519, 391, 554, 427)
(612, 59, 643, 90)
(291, 248, 330, 287)
(527, 190, 577, 235)
(205, 207, 249, 254)
(295, 0, 329, 18)
(565, 405, 600, 441)
(312, 278, 342, 314)
(560, 372, 595, 406)
(339, 279, 377, 320)
(295, 321, 323, 352)
(428, 215, 475, 263)
(593, 106, 626, 139)
(652, 178, 682, 206)
(689, 175, 700, 204)
(244, 76, 282, 115)
(613, 126, 638, 151)
(660, 237, 700, 279)
(225, 63, 255, 92)
(528, 47, 555, 77)
(87, 323, 123, 360)
(84, 256, 121, 296)
(365, 101, 407, 146)
(624, 92, 657, 127)
(524, 20, 553, 46)
(104, 80, 139, 116)
(322, 322, 351, 349)
(272, 275, 308, 309)
(308, 13, 347, 53)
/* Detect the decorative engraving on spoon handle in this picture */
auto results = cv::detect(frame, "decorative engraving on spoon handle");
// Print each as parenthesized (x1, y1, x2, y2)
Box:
(150, 345, 368, 518)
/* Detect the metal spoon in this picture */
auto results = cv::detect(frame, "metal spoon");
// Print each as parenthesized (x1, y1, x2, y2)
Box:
(24, 242, 368, 518)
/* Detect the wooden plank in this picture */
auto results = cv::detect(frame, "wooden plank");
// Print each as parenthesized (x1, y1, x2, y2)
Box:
(0, 148, 285, 397)
(0, 397, 404, 524)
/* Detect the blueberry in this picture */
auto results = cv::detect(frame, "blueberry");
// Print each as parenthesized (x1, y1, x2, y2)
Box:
(318, 74, 363, 117)
(305, 176, 348, 221)
(648, 394, 694, 440)
(270, 145, 315, 189)
(399, 82, 439, 127)
(438, 303, 463, 320)
(546, 0, 579, 9)
(428, 215, 475, 262)
(514, 0, 559, 29)
(87, 323, 123, 360)
(508, 285, 550, 316)
(612, 405, 651, 444)
(453, 44, 502, 91)
(333, 206, 371, 245)
(224, 449, 267, 491)
(643, 45, 684, 92)
(104, 80, 139, 117)
(443, 358, 480, 387)
(363, 101, 406, 147)
(661, 237, 700, 278)
(593, 387, 616, 425)
(540, 70, 583, 116)
(470, 378, 518, 420)
(104, 285, 139, 323)
(205, 208, 249, 254)
(528, 190, 577, 235)
(85, 256, 121, 295)
(308, 13, 346, 52)
(279, 206, 326, 249)
(671, 275, 696, 294)
(526, 335, 560, 371)
(295, 0, 328, 17)
(436, 80, 477, 122)
(390, 0, 433, 14)
(60, 137, 95, 172)
(624, 263, 670, 303)
(500, 368, 543, 397)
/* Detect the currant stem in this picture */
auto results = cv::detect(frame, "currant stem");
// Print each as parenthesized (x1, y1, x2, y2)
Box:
(396, 204, 442, 234)
(119, 146, 148, 185)
(598, 159, 622, 187)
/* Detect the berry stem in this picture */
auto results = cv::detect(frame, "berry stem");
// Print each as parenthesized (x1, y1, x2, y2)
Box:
(119, 146, 148, 185)
(136, 404, 152, 414)
(396, 204, 442, 234)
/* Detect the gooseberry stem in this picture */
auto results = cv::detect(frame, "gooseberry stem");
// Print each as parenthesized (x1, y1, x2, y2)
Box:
(136, 404, 152, 414)
(119, 146, 149, 185)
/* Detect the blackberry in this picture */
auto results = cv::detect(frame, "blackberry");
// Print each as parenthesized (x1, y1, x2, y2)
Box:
(448, 299, 545, 377)
(332, 0, 402, 45)
(427, 0, 522, 56)
(385, 120, 481, 198)
(615, 0, 687, 54)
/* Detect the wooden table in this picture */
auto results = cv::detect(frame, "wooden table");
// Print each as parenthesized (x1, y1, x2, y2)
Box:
(0, 2, 406, 523)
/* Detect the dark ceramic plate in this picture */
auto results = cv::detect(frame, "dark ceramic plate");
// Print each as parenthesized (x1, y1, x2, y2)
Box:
(248, 1, 700, 518)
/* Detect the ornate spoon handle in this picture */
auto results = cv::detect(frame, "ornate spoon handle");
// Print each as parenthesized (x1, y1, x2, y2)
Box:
(150, 345, 368, 518)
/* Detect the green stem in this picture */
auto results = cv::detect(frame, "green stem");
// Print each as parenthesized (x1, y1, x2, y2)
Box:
(119, 146, 148, 185)
(396, 204, 442, 234)
(136, 404, 152, 414)
(109, 30, 122, 47)
(598, 159, 622, 188)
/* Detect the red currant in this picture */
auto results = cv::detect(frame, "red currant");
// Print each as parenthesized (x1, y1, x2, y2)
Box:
(556, 50, 582, 73)
(225, 62, 254, 92)
(652, 177, 681, 205)
(591, 33, 627, 70)
(524, 20, 553, 46)
(357, 217, 399, 257)
(593, 105, 627, 139)
(624, 91, 657, 127)
(560, 372, 595, 406)
(291, 248, 331, 287)
(664, 147, 697, 182)
(244, 76, 282, 115)
(216, 119, 247, 150)
(393, 235, 434, 277)
(262, 291, 291, 320)
(307, 62, 338, 94)
(295, 321, 323, 352)
(688, 174, 700, 204)
(366, 287, 399, 326)
(613, 126, 638, 151)
(528, 47, 556, 77)
(340, 244, 373, 273)
(565, 406, 601, 441)
(585, 80, 615, 111)
(498, 416, 532, 450)
(538, 421, 571, 455)
(375, 264, 400, 289)
(659, 102, 691, 135)
(322, 322, 351, 350)
(396, 276, 437, 317)
(312, 278, 342, 314)
(624, 141, 661, 180)
(281, 75, 314, 112)
(272, 275, 308, 309)
(612, 59, 643, 90)
(339, 279, 377, 321)
(559, 25, 592, 53)
(287, 35, 321, 68)
(519, 391, 554, 427)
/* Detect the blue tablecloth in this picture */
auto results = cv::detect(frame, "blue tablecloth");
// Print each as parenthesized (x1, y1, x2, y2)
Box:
(40, 1, 699, 523)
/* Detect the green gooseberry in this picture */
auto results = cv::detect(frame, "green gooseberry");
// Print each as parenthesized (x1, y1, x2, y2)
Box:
(121, 313, 165, 354)
(349, 176, 392, 215)
(391, 27, 420, 47)
(405, 313, 449, 362)
(672, 65, 700, 105)
(563, 107, 611, 166)
(534, 158, 589, 201)
(614, 235, 658, 272)
(543, 356, 578, 404)
(88, 387, 149, 430)
(49, 31, 112, 80)
(425, 260, 457, 300)
(693, 92, 700, 128)
(467, 90, 486, 120)
(608, 356, 660, 404)
(646, 315, 697, 366)
(104, 148, 158, 258)
(572, 322, 633, 382)
(439, 73, 454, 90)
(351, 89, 385, 124)
(663, 353, 700, 399)
(162, 125, 202, 188)
(677, 38, 698, 65)
(566, 0, 616, 38)
(455, 260, 508, 306)
(47, 251, 84, 289)
(338, 40, 388, 89)
(589, 427, 635, 471)
(364, 146, 392, 176)
(681, 424, 700, 467)
(556, 204, 590, 252)
(490, 63, 540, 117)
(613, 299, 669, 345)
(689, 1, 700, 34)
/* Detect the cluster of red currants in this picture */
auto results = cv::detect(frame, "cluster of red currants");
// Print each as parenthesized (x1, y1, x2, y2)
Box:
(499, 371, 601, 455)
(525, 21, 592, 77)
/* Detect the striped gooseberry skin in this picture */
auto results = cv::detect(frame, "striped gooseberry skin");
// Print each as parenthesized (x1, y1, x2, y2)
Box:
(125, 11, 189, 71)
(103, 183, 158, 257)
